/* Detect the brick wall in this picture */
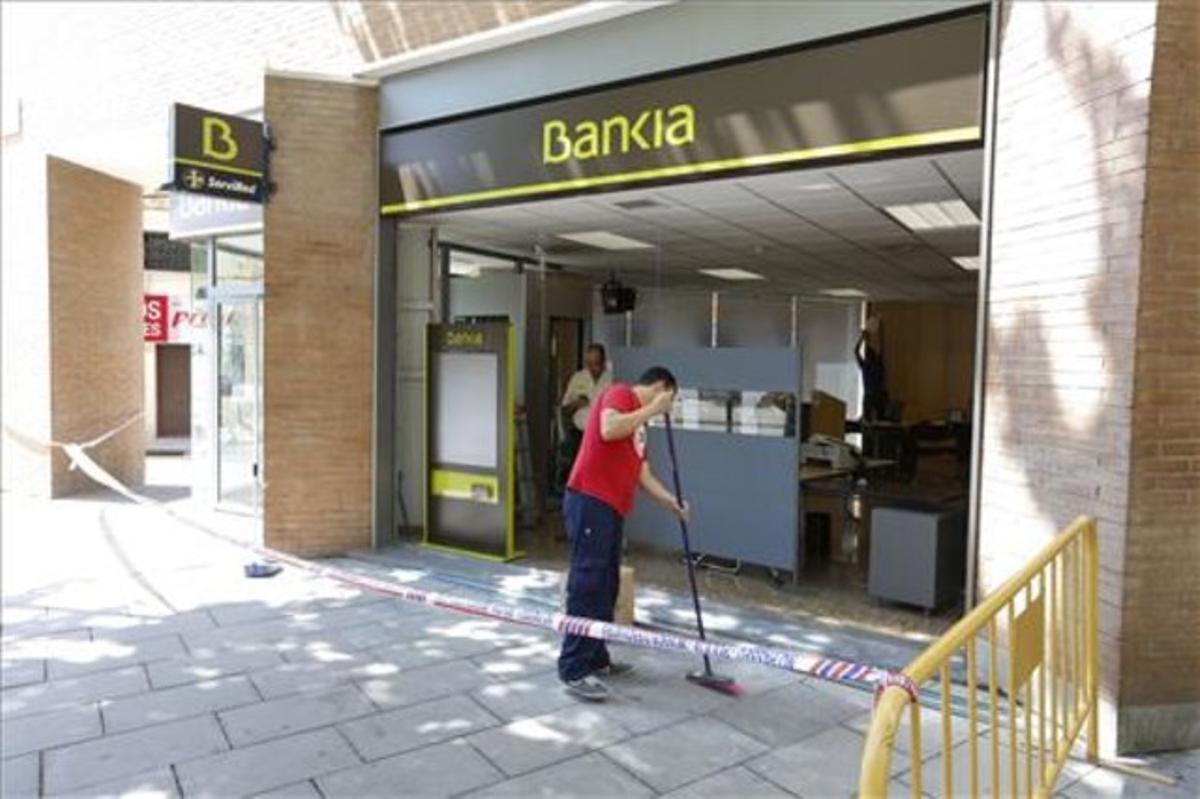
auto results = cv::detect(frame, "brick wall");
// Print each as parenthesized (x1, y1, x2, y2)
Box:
(47, 157, 145, 495)
(979, 0, 1159, 753)
(1119, 0, 1200, 752)
(262, 73, 378, 556)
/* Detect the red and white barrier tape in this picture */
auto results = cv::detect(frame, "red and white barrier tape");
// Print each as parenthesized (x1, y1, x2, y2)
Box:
(42, 423, 912, 695)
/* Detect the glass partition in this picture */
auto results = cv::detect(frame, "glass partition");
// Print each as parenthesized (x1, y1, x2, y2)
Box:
(652, 388, 797, 437)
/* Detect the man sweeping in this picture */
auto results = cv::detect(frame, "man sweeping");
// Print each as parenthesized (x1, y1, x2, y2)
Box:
(558, 366, 688, 702)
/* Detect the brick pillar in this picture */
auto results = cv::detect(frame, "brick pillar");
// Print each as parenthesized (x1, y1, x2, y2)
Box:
(263, 72, 378, 556)
(1120, 0, 1200, 753)
(980, 0, 1197, 753)
(46, 157, 145, 495)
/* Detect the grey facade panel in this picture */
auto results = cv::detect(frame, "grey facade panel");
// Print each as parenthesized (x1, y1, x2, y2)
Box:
(378, 1, 981, 130)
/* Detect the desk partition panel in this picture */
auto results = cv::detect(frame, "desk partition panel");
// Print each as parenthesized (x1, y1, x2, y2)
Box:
(612, 347, 802, 576)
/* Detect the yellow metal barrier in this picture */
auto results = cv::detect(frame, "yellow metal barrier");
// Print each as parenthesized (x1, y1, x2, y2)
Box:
(860, 517, 1099, 798)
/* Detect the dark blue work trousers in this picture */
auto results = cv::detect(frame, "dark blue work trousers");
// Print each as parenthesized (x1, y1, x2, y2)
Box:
(557, 490, 623, 682)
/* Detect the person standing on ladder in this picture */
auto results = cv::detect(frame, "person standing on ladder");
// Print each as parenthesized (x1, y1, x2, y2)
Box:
(558, 366, 688, 702)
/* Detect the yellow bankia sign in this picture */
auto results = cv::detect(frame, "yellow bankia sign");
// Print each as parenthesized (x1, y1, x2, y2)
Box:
(380, 10, 986, 215)
(542, 104, 696, 165)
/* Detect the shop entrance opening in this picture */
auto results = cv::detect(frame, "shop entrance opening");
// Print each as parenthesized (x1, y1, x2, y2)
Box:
(397, 144, 984, 638)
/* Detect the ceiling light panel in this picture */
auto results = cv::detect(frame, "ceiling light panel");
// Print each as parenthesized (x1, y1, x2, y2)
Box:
(698, 268, 766, 281)
(883, 199, 980, 231)
(557, 231, 655, 250)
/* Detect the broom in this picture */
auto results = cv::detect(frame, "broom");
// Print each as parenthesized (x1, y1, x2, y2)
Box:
(663, 414, 741, 696)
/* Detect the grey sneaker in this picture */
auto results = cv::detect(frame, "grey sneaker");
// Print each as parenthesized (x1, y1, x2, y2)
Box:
(563, 674, 610, 702)
(597, 661, 634, 678)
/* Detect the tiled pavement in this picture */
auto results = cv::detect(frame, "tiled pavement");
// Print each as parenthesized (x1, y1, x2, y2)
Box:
(3, 491, 1197, 798)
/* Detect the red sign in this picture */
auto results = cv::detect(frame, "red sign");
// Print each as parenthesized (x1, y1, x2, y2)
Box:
(143, 294, 169, 342)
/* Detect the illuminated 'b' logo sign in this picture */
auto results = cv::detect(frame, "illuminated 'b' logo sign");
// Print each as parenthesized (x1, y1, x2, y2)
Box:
(202, 116, 239, 162)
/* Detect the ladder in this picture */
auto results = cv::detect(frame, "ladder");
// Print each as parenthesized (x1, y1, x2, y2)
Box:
(514, 408, 540, 528)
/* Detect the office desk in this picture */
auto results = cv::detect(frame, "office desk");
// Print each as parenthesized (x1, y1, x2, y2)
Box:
(798, 459, 895, 571)
(814, 478, 965, 569)
(800, 459, 895, 483)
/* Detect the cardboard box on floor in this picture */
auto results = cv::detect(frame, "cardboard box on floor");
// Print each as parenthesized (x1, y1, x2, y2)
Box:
(559, 565, 636, 626)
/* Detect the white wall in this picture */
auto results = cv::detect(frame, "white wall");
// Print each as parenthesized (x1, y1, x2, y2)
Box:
(795, 300, 862, 415)
(448, 270, 526, 401)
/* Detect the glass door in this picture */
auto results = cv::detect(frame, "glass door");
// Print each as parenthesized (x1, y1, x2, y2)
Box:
(216, 295, 263, 513)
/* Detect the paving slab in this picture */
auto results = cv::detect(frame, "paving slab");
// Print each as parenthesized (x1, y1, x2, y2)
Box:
(896, 736, 1097, 798)
(249, 657, 372, 699)
(176, 728, 361, 798)
(746, 725, 877, 798)
(604, 716, 769, 793)
(42, 715, 227, 794)
(808, 676, 876, 713)
(100, 610, 217, 644)
(841, 703, 971, 760)
(219, 685, 377, 746)
(72, 768, 179, 798)
(361, 626, 515, 667)
(471, 671, 581, 722)
(253, 780, 323, 798)
(2, 630, 94, 659)
(467, 704, 634, 776)
(465, 752, 654, 798)
(356, 657, 494, 710)
(1059, 753, 1200, 798)
(584, 670, 732, 735)
(696, 658, 804, 697)
(181, 619, 332, 656)
(713, 679, 864, 748)
(470, 640, 560, 681)
(1, 752, 40, 798)
(2, 703, 102, 758)
(101, 675, 260, 733)
(661, 765, 792, 798)
(314, 621, 409, 654)
(147, 648, 285, 689)
(47, 635, 186, 680)
(2, 665, 147, 720)
(1, 659, 45, 689)
(338, 694, 500, 761)
(318, 738, 502, 798)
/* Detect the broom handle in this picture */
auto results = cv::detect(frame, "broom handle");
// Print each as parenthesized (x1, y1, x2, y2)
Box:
(663, 415, 715, 674)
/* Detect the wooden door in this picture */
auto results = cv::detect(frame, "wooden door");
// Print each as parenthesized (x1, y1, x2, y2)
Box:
(155, 344, 192, 438)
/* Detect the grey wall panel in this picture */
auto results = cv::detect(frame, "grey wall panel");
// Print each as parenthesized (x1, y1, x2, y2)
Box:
(377, 1, 980, 130)
(611, 346, 802, 390)
(719, 295, 791, 348)
(631, 429, 797, 570)
(594, 309, 627, 350)
(632, 290, 710, 348)
(394, 225, 436, 531)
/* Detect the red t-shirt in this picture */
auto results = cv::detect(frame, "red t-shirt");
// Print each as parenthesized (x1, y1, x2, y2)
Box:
(567, 383, 646, 517)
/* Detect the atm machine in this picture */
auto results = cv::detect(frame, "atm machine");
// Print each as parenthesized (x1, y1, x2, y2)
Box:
(424, 321, 521, 561)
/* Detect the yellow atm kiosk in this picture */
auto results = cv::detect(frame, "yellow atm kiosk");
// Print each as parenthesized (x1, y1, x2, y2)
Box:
(425, 322, 521, 561)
